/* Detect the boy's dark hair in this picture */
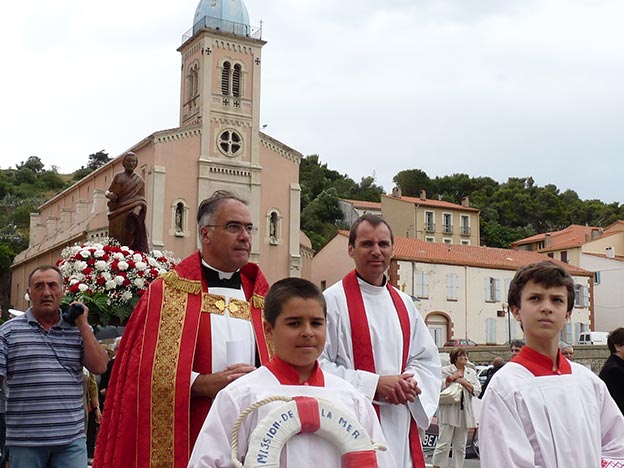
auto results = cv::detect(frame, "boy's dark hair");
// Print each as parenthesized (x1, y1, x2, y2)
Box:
(264, 277, 326, 326)
(509, 339, 525, 350)
(508, 261, 575, 313)
(348, 214, 394, 247)
(607, 327, 624, 354)
(449, 347, 468, 365)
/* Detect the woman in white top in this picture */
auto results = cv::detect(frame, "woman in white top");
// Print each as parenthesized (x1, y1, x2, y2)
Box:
(432, 348, 481, 468)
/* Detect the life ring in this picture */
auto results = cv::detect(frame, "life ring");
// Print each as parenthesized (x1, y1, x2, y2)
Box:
(230, 395, 386, 468)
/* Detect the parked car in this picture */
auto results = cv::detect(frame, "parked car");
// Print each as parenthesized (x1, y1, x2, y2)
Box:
(578, 331, 608, 345)
(476, 365, 493, 386)
(443, 338, 478, 347)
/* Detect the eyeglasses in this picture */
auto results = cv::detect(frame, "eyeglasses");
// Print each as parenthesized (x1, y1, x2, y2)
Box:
(205, 222, 258, 235)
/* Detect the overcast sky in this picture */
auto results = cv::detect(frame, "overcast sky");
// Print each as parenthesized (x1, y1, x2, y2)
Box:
(1, 0, 623, 203)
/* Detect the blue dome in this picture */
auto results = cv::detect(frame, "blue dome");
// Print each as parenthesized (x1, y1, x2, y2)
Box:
(193, 0, 251, 37)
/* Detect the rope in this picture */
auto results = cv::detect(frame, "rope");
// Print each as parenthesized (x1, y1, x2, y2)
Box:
(230, 395, 293, 468)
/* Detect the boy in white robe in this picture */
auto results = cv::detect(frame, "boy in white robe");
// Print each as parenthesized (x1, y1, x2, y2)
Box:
(188, 278, 397, 468)
(480, 261, 624, 467)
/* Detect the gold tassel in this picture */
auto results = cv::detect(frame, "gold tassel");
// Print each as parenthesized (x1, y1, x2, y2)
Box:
(160, 271, 202, 295)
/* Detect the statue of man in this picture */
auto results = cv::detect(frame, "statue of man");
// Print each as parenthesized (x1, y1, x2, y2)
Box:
(105, 152, 149, 252)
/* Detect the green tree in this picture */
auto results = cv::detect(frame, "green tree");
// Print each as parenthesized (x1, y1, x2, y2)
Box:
(392, 169, 432, 197)
(16, 156, 45, 174)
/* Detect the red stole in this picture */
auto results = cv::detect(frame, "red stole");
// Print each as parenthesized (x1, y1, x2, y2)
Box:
(342, 269, 425, 468)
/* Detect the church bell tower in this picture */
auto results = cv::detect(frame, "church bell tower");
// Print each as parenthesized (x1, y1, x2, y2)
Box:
(177, 0, 266, 216)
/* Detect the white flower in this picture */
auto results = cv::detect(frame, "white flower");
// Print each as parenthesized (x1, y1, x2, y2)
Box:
(135, 261, 147, 271)
(95, 260, 108, 271)
(121, 291, 133, 301)
(102, 272, 112, 281)
(69, 246, 81, 255)
(79, 250, 91, 259)
(114, 275, 125, 285)
(133, 278, 145, 288)
(151, 250, 162, 258)
(78, 283, 89, 292)
(147, 257, 158, 267)
(133, 253, 143, 263)
(113, 253, 125, 260)
(69, 278, 80, 285)
(92, 243, 104, 250)
(94, 249, 106, 258)
(105, 280, 117, 290)
(74, 261, 88, 271)
(117, 261, 129, 271)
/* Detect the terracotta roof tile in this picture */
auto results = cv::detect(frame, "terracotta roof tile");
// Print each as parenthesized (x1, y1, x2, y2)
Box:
(341, 199, 382, 210)
(381, 195, 479, 212)
(393, 237, 592, 276)
(513, 224, 603, 251)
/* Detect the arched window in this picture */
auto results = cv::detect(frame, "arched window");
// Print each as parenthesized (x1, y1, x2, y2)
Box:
(232, 64, 241, 97)
(221, 61, 231, 96)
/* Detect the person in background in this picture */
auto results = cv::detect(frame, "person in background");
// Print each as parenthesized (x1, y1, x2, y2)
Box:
(83, 369, 101, 463)
(478, 356, 505, 399)
(509, 339, 525, 358)
(560, 341, 574, 361)
(432, 348, 481, 468)
(599, 327, 624, 415)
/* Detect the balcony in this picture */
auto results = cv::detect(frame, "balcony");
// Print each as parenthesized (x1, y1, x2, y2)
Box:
(442, 224, 453, 234)
(424, 222, 436, 233)
(460, 226, 471, 236)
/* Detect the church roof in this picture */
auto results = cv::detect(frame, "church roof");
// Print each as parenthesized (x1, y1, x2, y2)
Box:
(193, 0, 251, 37)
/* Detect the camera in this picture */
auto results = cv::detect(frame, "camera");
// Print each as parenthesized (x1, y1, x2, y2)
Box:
(62, 303, 85, 325)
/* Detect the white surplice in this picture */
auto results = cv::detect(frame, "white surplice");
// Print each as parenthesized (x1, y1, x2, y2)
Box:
(480, 351, 624, 468)
(188, 365, 397, 468)
(319, 277, 441, 468)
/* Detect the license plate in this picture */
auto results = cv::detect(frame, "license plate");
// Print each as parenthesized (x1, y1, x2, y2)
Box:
(421, 432, 438, 448)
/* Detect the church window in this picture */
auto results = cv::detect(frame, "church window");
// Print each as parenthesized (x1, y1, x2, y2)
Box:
(218, 129, 242, 157)
(221, 61, 231, 95)
(232, 64, 241, 97)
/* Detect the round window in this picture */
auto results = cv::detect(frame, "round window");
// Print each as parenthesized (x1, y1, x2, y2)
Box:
(218, 129, 242, 157)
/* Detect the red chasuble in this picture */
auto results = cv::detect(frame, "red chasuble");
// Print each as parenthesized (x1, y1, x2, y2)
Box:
(93, 252, 270, 468)
(342, 269, 426, 468)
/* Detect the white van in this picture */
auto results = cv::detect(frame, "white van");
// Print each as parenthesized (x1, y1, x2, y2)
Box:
(578, 331, 609, 345)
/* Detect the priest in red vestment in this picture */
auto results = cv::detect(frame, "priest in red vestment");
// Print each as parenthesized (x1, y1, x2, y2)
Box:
(94, 191, 271, 468)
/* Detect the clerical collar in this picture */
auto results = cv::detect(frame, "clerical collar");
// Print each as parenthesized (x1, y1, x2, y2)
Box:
(201, 260, 241, 289)
(355, 271, 387, 287)
(265, 355, 325, 386)
(512, 346, 572, 377)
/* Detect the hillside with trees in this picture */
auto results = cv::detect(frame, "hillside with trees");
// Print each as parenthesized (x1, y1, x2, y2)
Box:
(1, 152, 622, 310)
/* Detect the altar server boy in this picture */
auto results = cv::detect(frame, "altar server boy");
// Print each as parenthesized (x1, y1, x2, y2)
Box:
(188, 278, 396, 468)
(480, 261, 624, 467)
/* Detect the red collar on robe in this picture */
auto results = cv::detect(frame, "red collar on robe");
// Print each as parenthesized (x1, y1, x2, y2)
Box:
(512, 346, 572, 376)
(265, 356, 325, 387)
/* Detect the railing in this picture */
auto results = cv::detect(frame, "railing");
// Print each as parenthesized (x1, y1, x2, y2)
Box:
(182, 16, 262, 43)
(442, 224, 453, 234)
(460, 226, 471, 236)
(424, 222, 436, 233)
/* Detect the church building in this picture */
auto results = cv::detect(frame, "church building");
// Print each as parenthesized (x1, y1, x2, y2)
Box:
(10, 0, 310, 310)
